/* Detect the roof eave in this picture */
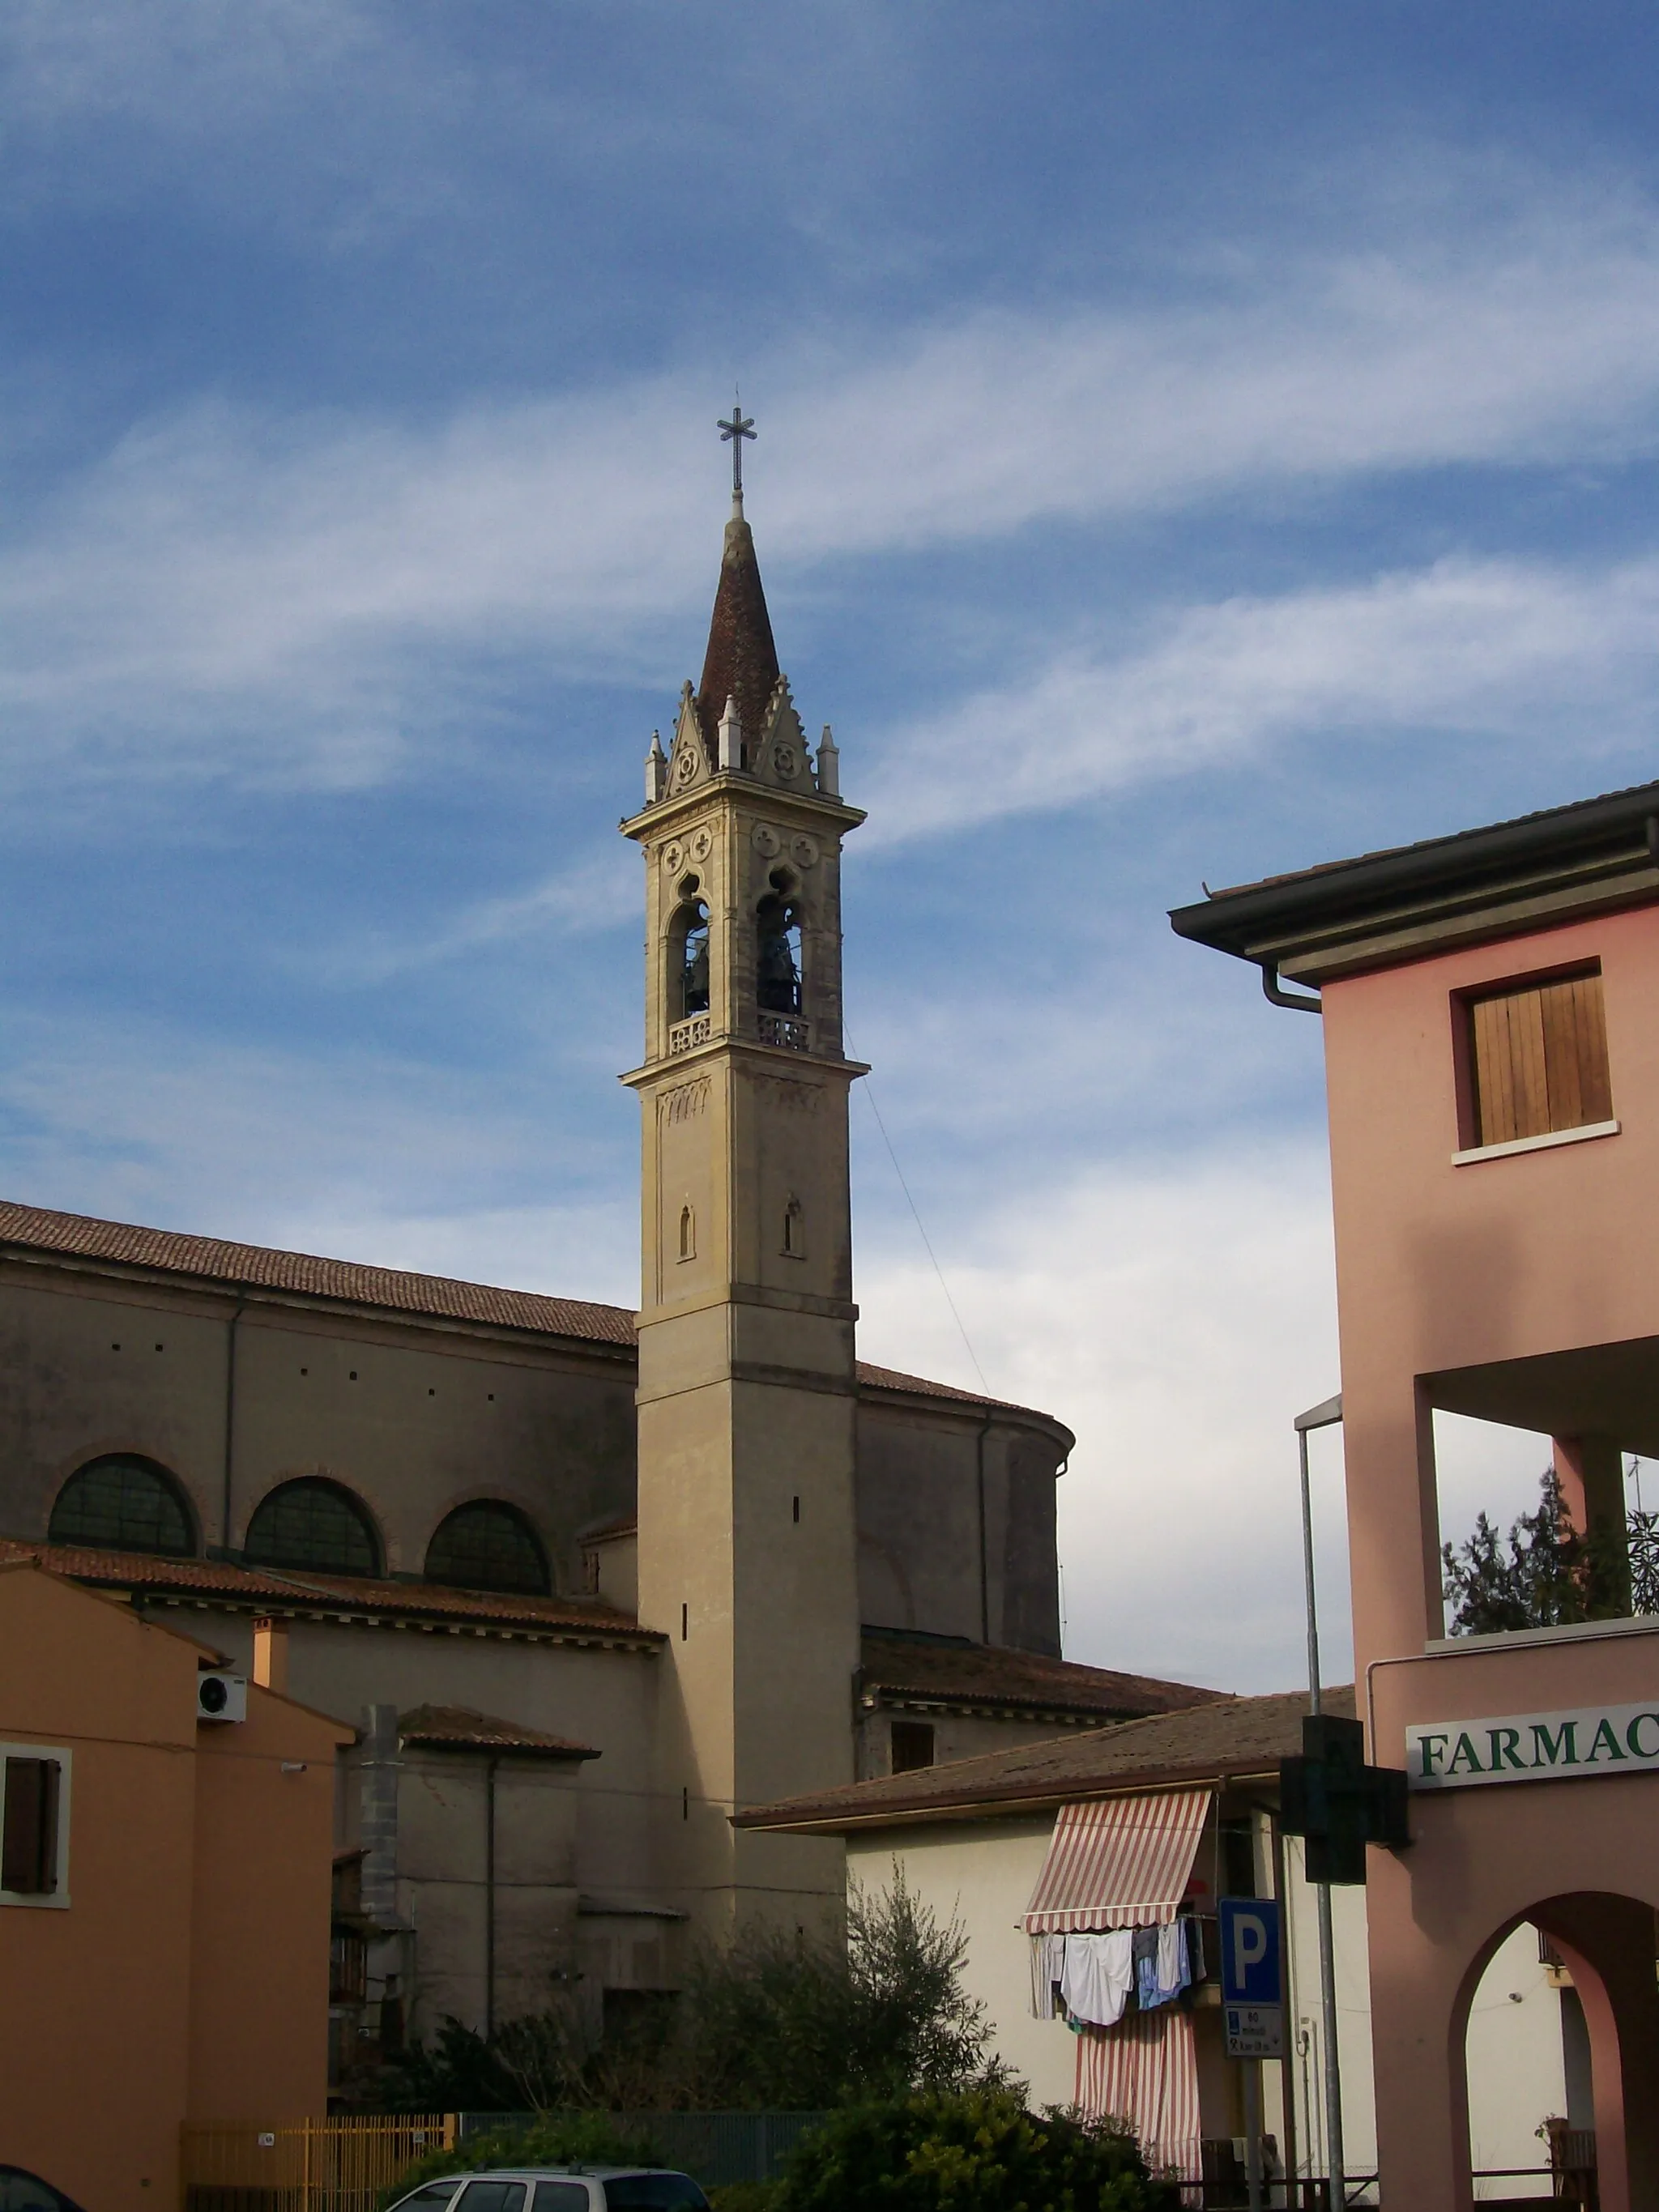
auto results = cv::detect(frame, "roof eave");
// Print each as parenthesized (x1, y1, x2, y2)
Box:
(1171, 782, 1659, 985)
(738, 1760, 1284, 1835)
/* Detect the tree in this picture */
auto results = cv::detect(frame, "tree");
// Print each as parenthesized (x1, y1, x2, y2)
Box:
(1441, 1468, 1657, 1634)
(373, 1868, 1002, 2115)
(770, 2089, 1179, 2212)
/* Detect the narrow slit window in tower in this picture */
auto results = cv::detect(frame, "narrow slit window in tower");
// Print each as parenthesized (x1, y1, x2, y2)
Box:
(678, 1204, 696, 1262)
(783, 1194, 804, 1258)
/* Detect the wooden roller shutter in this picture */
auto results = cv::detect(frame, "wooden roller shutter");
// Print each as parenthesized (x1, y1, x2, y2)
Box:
(1468, 972, 1611, 1149)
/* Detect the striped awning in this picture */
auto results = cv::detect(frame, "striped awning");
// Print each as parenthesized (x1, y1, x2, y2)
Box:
(1022, 1787, 1213, 1933)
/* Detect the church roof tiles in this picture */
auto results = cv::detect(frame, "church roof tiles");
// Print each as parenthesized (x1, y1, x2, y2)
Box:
(0, 1196, 1058, 1426)
(740, 1684, 1358, 1831)
(0, 1536, 663, 1644)
(398, 1703, 599, 1758)
(0, 1197, 637, 1348)
(858, 1629, 1227, 1724)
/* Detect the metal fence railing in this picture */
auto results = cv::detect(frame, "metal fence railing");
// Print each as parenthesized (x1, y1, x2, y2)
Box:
(180, 2110, 830, 2210)
(181, 2116, 458, 2212)
(454, 2112, 831, 2189)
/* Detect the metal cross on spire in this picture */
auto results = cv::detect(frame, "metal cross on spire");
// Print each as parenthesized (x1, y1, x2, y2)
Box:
(717, 396, 756, 509)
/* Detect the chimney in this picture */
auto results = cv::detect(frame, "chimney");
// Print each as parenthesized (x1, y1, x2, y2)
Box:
(252, 1615, 289, 1695)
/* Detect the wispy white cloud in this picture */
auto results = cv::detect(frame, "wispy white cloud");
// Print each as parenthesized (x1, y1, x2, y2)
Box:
(0, 1010, 626, 1278)
(853, 1137, 1571, 1693)
(853, 1137, 1344, 1690)
(7, 179, 1659, 797)
(864, 553, 1659, 843)
(312, 846, 642, 987)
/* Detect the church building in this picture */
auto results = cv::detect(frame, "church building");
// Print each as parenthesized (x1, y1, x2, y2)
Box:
(0, 466, 1218, 2091)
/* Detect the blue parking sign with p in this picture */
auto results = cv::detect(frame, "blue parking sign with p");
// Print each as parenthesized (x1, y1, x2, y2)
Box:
(1219, 1897, 1282, 2005)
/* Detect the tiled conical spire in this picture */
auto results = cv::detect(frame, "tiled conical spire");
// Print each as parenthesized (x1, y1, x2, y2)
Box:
(693, 503, 780, 762)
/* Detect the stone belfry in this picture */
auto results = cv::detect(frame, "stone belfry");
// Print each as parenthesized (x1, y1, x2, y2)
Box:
(621, 414, 864, 1936)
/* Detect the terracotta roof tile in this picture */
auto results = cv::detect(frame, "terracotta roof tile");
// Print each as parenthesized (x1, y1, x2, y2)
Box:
(398, 1703, 599, 1759)
(859, 1630, 1226, 1720)
(0, 1199, 635, 1347)
(0, 1199, 1059, 1425)
(0, 1538, 663, 1643)
(740, 1684, 1356, 1830)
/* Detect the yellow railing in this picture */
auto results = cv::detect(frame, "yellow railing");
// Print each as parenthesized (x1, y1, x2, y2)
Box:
(180, 2116, 458, 2212)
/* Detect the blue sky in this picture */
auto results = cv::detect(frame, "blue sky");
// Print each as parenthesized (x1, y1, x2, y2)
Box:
(5, 3, 1659, 1690)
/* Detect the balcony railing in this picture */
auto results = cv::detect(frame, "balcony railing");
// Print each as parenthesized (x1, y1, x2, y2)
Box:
(758, 1012, 810, 1051)
(668, 1015, 712, 1055)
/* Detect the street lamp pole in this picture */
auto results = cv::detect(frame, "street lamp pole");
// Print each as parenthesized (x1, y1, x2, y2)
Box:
(1295, 1392, 1345, 2211)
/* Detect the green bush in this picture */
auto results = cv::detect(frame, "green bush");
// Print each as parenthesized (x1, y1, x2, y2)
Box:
(379, 2114, 665, 2207)
(705, 2186, 780, 2212)
(771, 2090, 1179, 2212)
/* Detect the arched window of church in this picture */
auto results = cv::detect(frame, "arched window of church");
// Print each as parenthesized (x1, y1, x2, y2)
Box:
(679, 1204, 696, 1261)
(425, 1502, 550, 1596)
(756, 880, 802, 1015)
(244, 1478, 382, 1576)
(672, 893, 710, 1020)
(783, 1195, 804, 1258)
(49, 1455, 195, 1557)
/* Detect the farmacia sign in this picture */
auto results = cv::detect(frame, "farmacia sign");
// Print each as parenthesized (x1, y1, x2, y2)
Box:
(1406, 1700, 1659, 1791)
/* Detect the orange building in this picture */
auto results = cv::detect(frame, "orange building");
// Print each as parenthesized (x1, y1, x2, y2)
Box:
(0, 1560, 351, 2212)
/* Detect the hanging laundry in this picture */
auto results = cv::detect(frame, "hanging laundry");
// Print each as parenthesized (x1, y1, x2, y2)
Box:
(1060, 1929, 1136, 2027)
(1154, 1918, 1192, 2005)
(1185, 1914, 1206, 1983)
(1029, 1933, 1067, 2020)
(1133, 1925, 1162, 2009)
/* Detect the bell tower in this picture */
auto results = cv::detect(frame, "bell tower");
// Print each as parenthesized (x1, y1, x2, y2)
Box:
(621, 428, 864, 1936)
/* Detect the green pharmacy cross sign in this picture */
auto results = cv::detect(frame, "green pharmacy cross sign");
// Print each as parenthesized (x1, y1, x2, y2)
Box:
(1279, 1715, 1411, 1885)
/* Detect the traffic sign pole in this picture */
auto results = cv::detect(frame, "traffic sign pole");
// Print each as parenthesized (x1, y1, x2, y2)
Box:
(1243, 2058, 1264, 2212)
(1222, 1900, 1282, 2210)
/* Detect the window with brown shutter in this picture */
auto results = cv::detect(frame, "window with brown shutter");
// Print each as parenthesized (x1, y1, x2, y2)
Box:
(2, 1756, 60, 1894)
(1465, 970, 1612, 1149)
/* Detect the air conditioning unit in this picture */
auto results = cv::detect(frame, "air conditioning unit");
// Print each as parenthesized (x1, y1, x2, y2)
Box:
(197, 1671, 248, 1724)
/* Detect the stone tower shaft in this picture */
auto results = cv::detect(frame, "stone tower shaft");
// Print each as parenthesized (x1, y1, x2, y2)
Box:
(621, 501, 866, 1937)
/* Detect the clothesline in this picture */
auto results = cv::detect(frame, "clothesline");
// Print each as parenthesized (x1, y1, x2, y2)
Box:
(1031, 1916, 1206, 2028)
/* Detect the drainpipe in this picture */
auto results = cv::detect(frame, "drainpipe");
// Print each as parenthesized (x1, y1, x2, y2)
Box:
(220, 1290, 249, 1558)
(976, 1411, 994, 1646)
(484, 1755, 499, 2040)
(1260, 963, 1322, 1016)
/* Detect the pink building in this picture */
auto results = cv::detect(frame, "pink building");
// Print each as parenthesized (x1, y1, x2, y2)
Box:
(1173, 782, 1659, 2211)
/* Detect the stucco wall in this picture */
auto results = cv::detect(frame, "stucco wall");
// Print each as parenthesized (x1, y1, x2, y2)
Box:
(848, 1816, 1079, 2108)
(393, 1748, 583, 2032)
(855, 1403, 1063, 1656)
(855, 1709, 1107, 1781)
(0, 1263, 1064, 1660)
(1465, 1929, 1567, 2195)
(0, 1264, 638, 1592)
